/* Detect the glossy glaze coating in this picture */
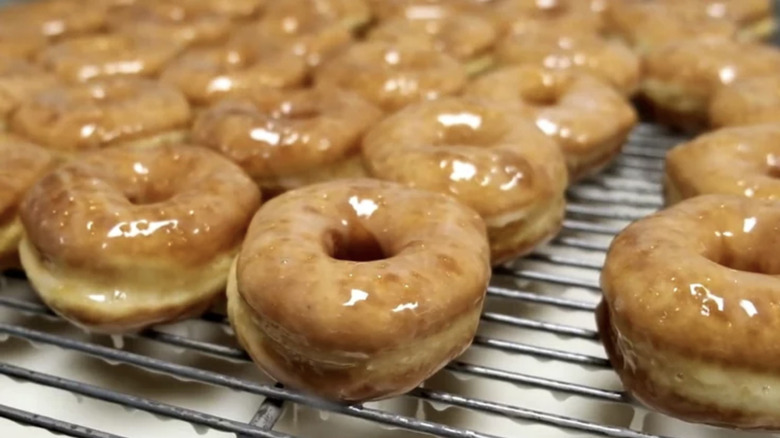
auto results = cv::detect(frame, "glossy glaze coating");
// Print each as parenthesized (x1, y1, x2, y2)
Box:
(316, 41, 467, 112)
(0, 26, 47, 59)
(491, 0, 604, 36)
(173, 0, 266, 20)
(0, 56, 59, 122)
(230, 178, 490, 401)
(495, 28, 640, 96)
(159, 45, 306, 105)
(599, 194, 780, 428)
(465, 65, 637, 181)
(19, 143, 261, 333)
(368, 11, 497, 68)
(229, 16, 352, 70)
(709, 76, 780, 128)
(367, 0, 495, 22)
(38, 34, 184, 83)
(660, 0, 775, 39)
(0, 133, 54, 269)
(192, 86, 382, 194)
(641, 38, 780, 130)
(108, 0, 233, 47)
(605, 0, 738, 52)
(0, 0, 107, 39)
(362, 97, 568, 262)
(263, 0, 371, 30)
(665, 125, 780, 204)
(11, 77, 191, 153)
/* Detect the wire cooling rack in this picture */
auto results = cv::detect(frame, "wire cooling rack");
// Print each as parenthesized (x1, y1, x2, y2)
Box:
(3, 123, 775, 438)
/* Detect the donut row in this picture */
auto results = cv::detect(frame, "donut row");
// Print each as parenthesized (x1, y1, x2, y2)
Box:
(598, 1, 780, 428)
(0, 0, 777, 410)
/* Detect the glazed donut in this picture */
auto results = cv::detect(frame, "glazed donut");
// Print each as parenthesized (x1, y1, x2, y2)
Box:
(19, 143, 261, 333)
(37, 34, 184, 83)
(0, 0, 107, 40)
(315, 41, 467, 112)
(173, 0, 266, 20)
(368, 11, 497, 75)
(664, 124, 780, 204)
(0, 134, 54, 270)
(227, 178, 490, 402)
(362, 97, 568, 263)
(0, 56, 59, 130)
(641, 38, 780, 132)
(228, 7, 354, 69)
(191, 86, 382, 196)
(263, 0, 371, 31)
(11, 77, 191, 154)
(0, 26, 48, 59)
(108, 0, 233, 47)
(659, 0, 776, 42)
(464, 65, 637, 182)
(495, 28, 640, 96)
(709, 76, 780, 128)
(159, 45, 306, 105)
(490, 0, 604, 36)
(605, 0, 738, 53)
(598, 194, 780, 429)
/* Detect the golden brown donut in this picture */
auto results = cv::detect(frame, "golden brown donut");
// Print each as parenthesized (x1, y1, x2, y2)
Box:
(605, 0, 738, 53)
(0, 134, 55, 270)
(108, 0, 233, 47)
(316, 41, 468, 112)
(709, 76, 780, 128)
(263, 0, 371, 31)
(11, 77, 191, 154)
(598, 194, 780, 429)
(227, 178, 490, 402)
(368, 11, 497, 75)
(659, 0, 776, 41)
(490, 0, 605, 36)
(37, 34, 184, 83)
(228, 7, 354, 69)
(465, 65, 637, 182)
(175, 0, 266, 20)
(495, 28, 640, 96)
(362, 97, 568, 263)
(0, 56, 59, 131)
(664, 124, 780, 204)
(0, 26, 48, 59)
(159, 45, 306, 105)
(0, 0, 107, 40)
(641, 38, 780, 132)
(191, 86, 382, 196)
(19, 143, 261, 333)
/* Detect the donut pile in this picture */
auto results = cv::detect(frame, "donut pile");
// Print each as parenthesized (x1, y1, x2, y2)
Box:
(0, 0, 776, 414)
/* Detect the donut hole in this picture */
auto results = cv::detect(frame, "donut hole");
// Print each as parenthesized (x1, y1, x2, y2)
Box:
(328, 226, 387, 262)
(521, 87, 560, 107)
(767, 153, 780, 178)
(125, 188, 176, 205)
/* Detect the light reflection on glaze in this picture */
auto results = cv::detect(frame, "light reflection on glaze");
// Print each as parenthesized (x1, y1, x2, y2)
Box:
(106, 219, 179, 238)
(348, 196, 379, 218)
(343, 288, 369, 306)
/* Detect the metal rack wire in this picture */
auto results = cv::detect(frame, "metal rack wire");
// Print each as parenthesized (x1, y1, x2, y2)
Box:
(0, 123, 708, 438)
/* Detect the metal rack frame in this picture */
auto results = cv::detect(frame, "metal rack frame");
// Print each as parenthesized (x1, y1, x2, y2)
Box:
(0, 123, 693, 438)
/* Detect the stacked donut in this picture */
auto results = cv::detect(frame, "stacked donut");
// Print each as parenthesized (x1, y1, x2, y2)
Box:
(597, 0, 780, 429)
(0, 0, 770, 410)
